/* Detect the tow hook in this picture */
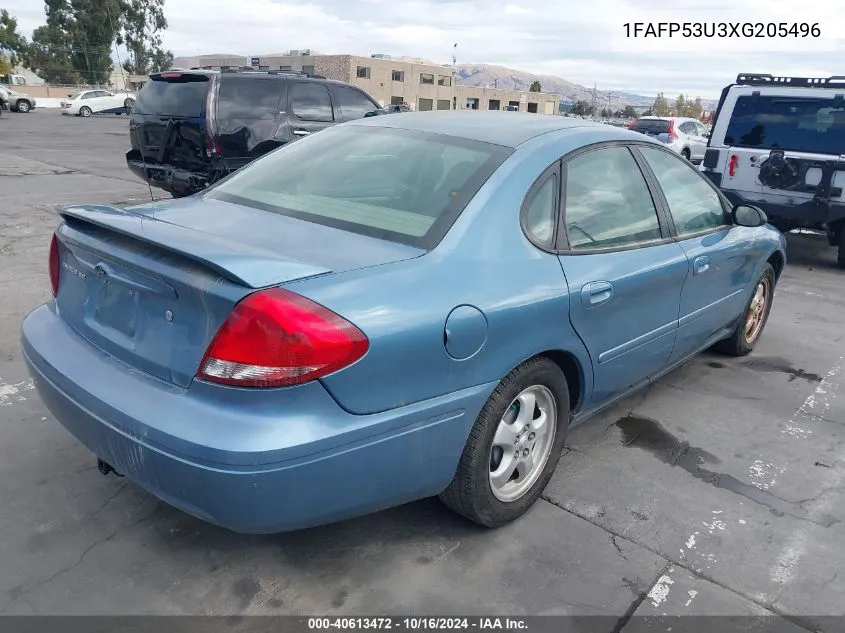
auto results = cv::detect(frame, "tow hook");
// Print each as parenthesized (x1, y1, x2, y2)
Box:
(97, 458, 124, 478)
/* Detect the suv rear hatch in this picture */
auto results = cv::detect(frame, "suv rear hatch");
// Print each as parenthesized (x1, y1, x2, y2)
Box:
(710, 92, 845, 206)
(629, 118, 672, 144)
(52, 201, 424, 388)
(127, 71, 216, 191)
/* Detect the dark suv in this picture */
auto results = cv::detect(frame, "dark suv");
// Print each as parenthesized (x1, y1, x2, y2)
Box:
(126, 69, 380, 197)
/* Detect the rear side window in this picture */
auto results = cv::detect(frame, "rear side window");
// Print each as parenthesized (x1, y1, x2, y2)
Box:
(218, 77, 282, 120)
(290, 82, 333, 122)
(333, 85, 378, 121)
(629, 119, 670, 135)
(205, 125, 511, 249)
(134, 74, 210, 117)
(724, 95, 845, 154)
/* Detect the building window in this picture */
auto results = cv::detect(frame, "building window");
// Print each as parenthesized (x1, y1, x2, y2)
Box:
(392, 70, 404, 82)
(418, 98, 434, 111)
(466, 98, 479, 110)
(357, 66, 371, 79)
(438, 75, 452, 86)
(279, 65, 292, 71)
(488, 99, 500, 110)
(302, 65, 315, 74)
(391, 96, 405, 105)
(436, 99, 451, 110)
(527, 102, 538, 113)
(420, 73, 434, 85)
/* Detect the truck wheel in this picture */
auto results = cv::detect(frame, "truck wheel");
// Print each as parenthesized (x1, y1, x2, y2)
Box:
(838, 241, 845, 269)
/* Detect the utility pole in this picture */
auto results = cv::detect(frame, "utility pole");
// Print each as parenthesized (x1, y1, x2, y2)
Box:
(591, 83, 597, 117)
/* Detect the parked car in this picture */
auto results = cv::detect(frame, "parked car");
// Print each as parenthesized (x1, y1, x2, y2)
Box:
(628, 116, 710, 162)
(0, 85, 36, 112)
(22, 112, 785, 534)
(700, 73, 845, 268)
(125, 69, 381, 198)
(364, 103, 412, 116)
(60, 89, 136, 117)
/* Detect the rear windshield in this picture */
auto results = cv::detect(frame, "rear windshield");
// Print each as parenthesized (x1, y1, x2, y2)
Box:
(134, 74, 210, 117)
(205, 125, 512, 249)
(724, 95, 845, 154)
(630, 119, 670, 135)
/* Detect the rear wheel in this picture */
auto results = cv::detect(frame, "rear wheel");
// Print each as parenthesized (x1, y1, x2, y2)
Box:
(439, 357, 570, 528)
(124, 97, 134, 113)
(79, 106, 92, 117)
(16, 100, 31, 113)
(838, 241, 845, 269)
(713, 264, 775, 356)
(681, 148, 691, 161)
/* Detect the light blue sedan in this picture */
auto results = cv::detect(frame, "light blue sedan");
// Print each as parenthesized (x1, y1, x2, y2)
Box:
(21, 112, 786, 533)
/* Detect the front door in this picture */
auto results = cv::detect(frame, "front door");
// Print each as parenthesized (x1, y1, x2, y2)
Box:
(637, 145, 759, 364)
(557, 145, 688, 406)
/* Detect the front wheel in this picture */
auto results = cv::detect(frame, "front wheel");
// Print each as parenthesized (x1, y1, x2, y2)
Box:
(16, 100, 31, 113)
(713, 264, 775, 356)
(681, 148, 691, 161)
(838, 241, 845, 270)
(79, 106, 92, 117)
(124, 97, 135, 114)
(439, 357, 570, 528)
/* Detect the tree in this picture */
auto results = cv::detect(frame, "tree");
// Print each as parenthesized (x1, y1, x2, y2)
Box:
(674, 94, 685, 116)
(0, 9, 29, 67)
(600, 107, 612, 118)
(118, 0, 173, 74)
(571, 99, 594, 116)
(529, 80, 541, 93)
(622, 104, 637, 118)
(652, 92, 669, 117)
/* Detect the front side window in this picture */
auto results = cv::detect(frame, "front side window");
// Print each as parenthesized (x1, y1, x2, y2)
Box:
(563, 146, 663, 250)
(290, 82, 333, 122)
(639, 146, 729, 234)
(333, 85, 378, 121)
(205, 126, 511, 249)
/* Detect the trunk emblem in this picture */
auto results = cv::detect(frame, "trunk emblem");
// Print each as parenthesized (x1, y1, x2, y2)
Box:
(165, 310, 174, 322)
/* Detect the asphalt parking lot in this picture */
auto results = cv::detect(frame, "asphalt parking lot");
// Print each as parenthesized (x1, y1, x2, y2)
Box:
(1, 110, 844, 630)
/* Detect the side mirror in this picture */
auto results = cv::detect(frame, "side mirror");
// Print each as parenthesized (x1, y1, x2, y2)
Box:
(732, 204, 767, 227)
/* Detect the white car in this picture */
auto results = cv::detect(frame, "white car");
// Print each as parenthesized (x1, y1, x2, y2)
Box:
(628, 116, 710, 162)
(60, 89, 136, 117)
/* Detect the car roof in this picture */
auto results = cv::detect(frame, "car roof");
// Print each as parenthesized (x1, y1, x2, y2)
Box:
(348, 111, 608, 148)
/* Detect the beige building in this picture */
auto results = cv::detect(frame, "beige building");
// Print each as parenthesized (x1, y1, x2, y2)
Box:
(252, 51, 561, 114)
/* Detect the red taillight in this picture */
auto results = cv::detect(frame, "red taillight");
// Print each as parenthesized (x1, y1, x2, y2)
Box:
(48, 234, 60, 298)
(668, 119, 678, 140)
(197, 288, 369, 388)
(728, 154, 739, 177)
(204, 136, 221, 157)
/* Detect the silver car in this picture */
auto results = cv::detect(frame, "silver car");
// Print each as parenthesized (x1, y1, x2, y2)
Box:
(628, 116, 709, 162)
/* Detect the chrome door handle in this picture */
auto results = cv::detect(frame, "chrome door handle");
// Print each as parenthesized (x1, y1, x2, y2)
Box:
(694, 256, 710, 275)
(292, 129, 310, 136)
(581, 281, 613, 307)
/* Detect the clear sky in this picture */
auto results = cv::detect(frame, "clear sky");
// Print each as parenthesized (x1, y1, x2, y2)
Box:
(6, 0, 843, 99)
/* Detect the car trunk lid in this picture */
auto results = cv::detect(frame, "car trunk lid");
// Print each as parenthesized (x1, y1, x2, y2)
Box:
(53, 201, 423, 388)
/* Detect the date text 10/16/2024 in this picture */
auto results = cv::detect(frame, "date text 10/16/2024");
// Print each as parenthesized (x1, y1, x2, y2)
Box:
(307, 618, 528, 631)
(623, 22, 821, 38)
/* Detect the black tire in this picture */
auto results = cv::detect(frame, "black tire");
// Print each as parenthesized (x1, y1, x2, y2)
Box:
(124, 97, 134, 113)
(79, 106, 92, 117)
(439, 356, 570, 528)
(713, 264, 775, 356)
(681, 148, 691, 161)
(838, 240, 845, 270)
(16, 100, 31, 113)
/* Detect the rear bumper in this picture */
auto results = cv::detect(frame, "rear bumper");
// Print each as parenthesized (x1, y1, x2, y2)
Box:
(21, 303, 493, 533)
(720, 189, 845, 226)
(126, 151, 221, 196)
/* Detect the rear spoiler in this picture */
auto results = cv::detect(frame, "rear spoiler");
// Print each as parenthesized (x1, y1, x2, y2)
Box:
(57, 205, 331, 289)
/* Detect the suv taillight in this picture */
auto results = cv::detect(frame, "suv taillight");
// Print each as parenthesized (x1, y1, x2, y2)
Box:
(197, 288, 369, 388)
(204, 136, 221, 157)
(667, 119, 679, 141)
(728, 154, 739, 177)
(48, 233, 60, 298)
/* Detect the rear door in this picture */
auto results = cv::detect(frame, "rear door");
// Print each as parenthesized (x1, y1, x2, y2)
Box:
(129, 72, 211, 172)
(636, 144, 758, 364)
(216, 75, 286, 170)
(556, 144, 688, 406)
(712, 88, 845, 207)
(286, 81, 335, 140)
(679, 120, 707, 161)
(329, 83, 380, 121)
